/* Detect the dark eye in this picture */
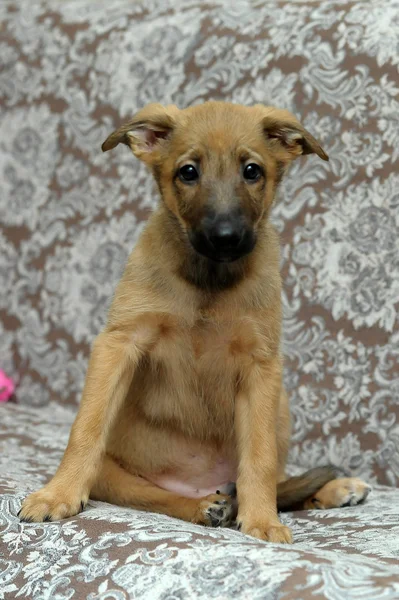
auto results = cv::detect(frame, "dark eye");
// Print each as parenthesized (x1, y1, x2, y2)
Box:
(178, 164, 199, 183)
(243, 163, 262, 182)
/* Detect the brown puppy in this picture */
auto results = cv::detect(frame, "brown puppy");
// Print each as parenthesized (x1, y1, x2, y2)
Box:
(20, 102, 371, 542)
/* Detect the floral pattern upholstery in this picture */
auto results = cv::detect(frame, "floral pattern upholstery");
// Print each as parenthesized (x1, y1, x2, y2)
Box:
(1, 404, 399, 599)
(1, 0, 398, 597)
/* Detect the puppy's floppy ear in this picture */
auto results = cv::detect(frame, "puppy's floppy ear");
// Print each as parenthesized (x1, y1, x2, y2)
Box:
(257, 106, 329, 161)
(101, 103, 179, 161)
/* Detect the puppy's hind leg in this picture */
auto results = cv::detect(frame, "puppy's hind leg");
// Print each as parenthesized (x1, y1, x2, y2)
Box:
(91, 455, 235, 528)
(276, 467, 371, 511)
(304, 477, 372, 510)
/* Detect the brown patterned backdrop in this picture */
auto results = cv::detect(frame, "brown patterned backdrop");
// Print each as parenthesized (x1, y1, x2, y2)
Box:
(1, 0, 398, 485)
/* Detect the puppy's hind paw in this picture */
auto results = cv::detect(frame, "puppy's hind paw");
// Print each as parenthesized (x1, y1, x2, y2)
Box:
(195, 493, 234, 528)
(304, 477, 372, 510)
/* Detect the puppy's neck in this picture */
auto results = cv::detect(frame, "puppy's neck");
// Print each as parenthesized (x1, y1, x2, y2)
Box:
(157, 206, 266, 293)
(179, 247, 249, 292)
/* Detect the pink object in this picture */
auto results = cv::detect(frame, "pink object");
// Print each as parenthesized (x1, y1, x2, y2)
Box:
(0, 370, 15, 402)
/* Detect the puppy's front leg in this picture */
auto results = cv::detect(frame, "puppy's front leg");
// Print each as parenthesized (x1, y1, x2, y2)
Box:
(20, 323, 153, 522)
(235, 356, 292, 543)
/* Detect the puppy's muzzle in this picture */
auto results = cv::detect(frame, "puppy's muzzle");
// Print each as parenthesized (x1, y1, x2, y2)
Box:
(189, 212, 256, 262)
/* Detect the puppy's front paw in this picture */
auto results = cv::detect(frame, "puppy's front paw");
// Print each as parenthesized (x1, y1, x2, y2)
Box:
(195, 493, 234, 527)
(304, 477, 372, 510)
(19, 485, 88, 522)
(237, 517, 293, 544)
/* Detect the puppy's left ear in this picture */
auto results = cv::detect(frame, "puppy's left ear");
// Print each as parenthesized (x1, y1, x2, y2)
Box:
(258, 106, 329, 162)
(101, 103, 179, 162)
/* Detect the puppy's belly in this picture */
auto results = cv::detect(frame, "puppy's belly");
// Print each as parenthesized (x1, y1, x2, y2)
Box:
(109, 404, 238, 498)
(145, 453, 237, 499)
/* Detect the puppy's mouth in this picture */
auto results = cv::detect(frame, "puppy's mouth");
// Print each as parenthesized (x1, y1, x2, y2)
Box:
(188, 229, 256, 263)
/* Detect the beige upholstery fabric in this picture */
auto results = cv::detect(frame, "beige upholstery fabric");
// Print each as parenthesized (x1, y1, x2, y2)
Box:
(1, 0, 398, 485)
(1, 403, 399, 599)
(1, 0, 398, 597)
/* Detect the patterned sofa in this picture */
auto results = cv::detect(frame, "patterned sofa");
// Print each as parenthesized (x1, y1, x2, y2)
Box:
(1, 1, 398, 598)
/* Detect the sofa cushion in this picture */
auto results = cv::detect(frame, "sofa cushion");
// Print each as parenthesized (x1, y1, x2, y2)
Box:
(1, 403, 399, 599)
(1, 0, 398, 485)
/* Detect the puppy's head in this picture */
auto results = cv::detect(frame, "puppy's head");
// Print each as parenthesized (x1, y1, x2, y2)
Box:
(102, 102, 328, 263)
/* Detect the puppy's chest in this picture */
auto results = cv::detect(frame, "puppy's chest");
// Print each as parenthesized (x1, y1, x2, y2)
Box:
(136, 316, 257, 433)
(156, 315, 251, 375)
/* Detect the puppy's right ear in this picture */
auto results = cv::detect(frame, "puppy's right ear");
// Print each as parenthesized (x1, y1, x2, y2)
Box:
(101, 104, 179, 162)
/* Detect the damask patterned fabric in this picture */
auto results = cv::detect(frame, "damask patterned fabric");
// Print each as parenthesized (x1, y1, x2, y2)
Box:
(1, 0, 399, 597)
(1, 0, 398, 488)
(1, 403, 399, 599)
(1, 0, 399, 485)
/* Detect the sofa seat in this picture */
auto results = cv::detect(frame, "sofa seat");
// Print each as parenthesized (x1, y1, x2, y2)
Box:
(1, 403, 399, 600)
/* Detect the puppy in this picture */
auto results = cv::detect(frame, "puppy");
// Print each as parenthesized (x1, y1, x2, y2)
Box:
(20, 102, 371, 542)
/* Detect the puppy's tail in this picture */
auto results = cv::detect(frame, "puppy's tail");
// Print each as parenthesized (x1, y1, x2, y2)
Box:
(277, 465, 341, 511)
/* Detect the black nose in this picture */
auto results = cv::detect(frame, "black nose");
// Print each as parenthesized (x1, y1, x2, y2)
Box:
(189, 211, 256, 262)
(208, 219, 243, 251)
